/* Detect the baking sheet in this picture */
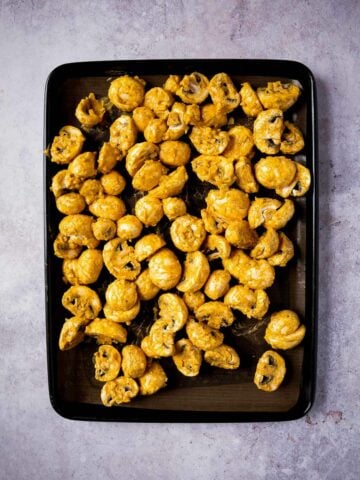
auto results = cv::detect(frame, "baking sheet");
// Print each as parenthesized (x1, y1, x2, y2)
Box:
(44, 59, 317, 421)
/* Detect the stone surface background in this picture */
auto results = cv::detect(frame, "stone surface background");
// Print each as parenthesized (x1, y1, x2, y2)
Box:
(0, 1, 359, 478)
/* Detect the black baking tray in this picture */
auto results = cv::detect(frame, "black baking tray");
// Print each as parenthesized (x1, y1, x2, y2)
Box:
(44, 59, 318, 422)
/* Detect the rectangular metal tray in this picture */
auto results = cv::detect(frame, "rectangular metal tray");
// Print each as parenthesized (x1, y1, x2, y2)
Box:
(44, 59, 318, 422)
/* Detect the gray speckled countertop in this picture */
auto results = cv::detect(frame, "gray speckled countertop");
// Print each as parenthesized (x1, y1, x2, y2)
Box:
(1, 1, 359, 478)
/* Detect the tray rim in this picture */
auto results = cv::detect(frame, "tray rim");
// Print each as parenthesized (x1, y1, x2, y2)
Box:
(44, 58, 318, 422)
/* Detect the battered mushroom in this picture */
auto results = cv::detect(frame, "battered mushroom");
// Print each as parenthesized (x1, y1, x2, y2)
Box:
(191, 155, 235, 188)
(92, 217, 117, 241)
(177, 251, 210, 293)
(189, 126, 229, 155)
(253, 109, 284, 155)
(248, 198, 284, 230)
(248, 197, 279, 229)
(254, 350, 286, 392)
(79, 179, 104, 205)
(72, 249, 104, 284)
(225, 220, 259, 249)
(170, 214, 206, 252)
(59, 214, 99, 248)
(85, 318, 128, 344)
(267, 232, 294, 267)
(75, 93, 105, 127)
(275, 163, 311, 198)
(255, 156, 297, 190)
(125, 141, 159, 176)
(186, 318, 224, 351)
(158, 293, 189, 331)
(239, 82, 263, 117)
(224, 285, 269, 320)
(58, 316, 88, 351)
(62, 259, 78, 285)
(257, 81, 301, 111)
(252, 198, 295, 231)
(204, 270, 231, 300)
(172, 339, 202, 377)
(200, 209, 226, 235)
(56, 193, 86, 215)
(176, 72, 209, 104)
(138, 362, 168, 396)
(101, 376, 139, 406)
(108, 75, 145, 111)
(50, 125, 85, 164)
(223, 250, 275, 290)
(97, 142, 123, 174)
(135, 269, 160, 301)
(164, 102, 188, 140)
(109, 115, 138, 153)
(206, 188, 250, 225)
(280, 121, 305, 154)
(103, 301, 140, 324)
(250, 228, 280, 259)
(121, 345, 147, 378)
(194, 301, 234, 329)
(144, 118, 168, 143)
(100, 171, 126, 195)
(162, 197, 187, 220)
(93, 345, 121, 382)
(103, 238, 141, 280)
(89, 195, 126, 221)
(141, 321, 175, 358)
(223, 125, 255, 160)
(148, 248, 182, 290)
(203, 234, 231, 261)
(50, 169, 82, 198)
(159, 140, 191, 167)
(51, 170, 70, 198)
(132, 106, 155, 132)
(264, 310, 306, 350)
(184, 104, 201, 126)
(200, 103, 228, 128)
(62, 285, 102, 320)
(117, 215, 143, 241)
(164, 74, 181, 94)
(204, 345, 240, 369)
(53, 233, 82, 260)
(132, 160, 167, 191)
(144, 87, 174, 117)
(209, 72, 240, 113)
(62, 170, 84, 191)
(67, 152, 97, 180)
(234, 157, 259, 193)
(134, 195, 164, 226)
(148, 166, 188, 199)
(183, 291, 205, 311)
(105, 278, 138, 311)
(150, 317, 179, 342)
(134, 233, 166, 261)
(140, 335, 164, 359)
